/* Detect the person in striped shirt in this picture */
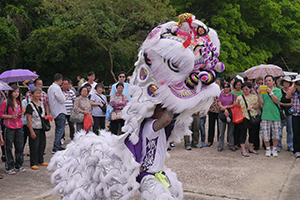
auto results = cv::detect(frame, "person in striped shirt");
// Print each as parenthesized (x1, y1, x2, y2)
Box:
(62, 78, 76, 140)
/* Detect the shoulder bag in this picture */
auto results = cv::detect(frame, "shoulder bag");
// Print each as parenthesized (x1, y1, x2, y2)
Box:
(31, 102, 51, 132)
(70, 98, 85, 123)
(241, 95, 261, 125)
(96, 93, 107, 113)
(268, 93, 286, 122)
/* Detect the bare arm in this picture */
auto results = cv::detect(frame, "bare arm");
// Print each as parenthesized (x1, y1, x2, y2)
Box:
(45, 104, 50, 116)
(257, 91, 264, 106)
(153, 109, 174, 132)
(90, 100, 102, 107)
(269, 93, 279, 104)
(22, 80, 30, 88)
(286, 86, 295, 99)
(26, 114, 36, 139)
(0, 131, 4, 146)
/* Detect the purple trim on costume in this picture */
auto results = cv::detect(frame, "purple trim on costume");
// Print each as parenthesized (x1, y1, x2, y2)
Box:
(125, 119, 146, 163)
(136, 171, 154, 183)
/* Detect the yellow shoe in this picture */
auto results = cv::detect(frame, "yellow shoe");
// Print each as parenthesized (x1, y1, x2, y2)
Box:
(37, 163, 48, 166)
(31, 165, 39, 170)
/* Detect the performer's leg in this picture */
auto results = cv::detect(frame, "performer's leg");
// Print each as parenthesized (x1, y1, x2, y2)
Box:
(140, 174, 173, 200)
(140, 169, 183, 200)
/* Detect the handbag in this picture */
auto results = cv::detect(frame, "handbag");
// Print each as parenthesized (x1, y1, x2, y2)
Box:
(31, 102, 51, 132)
(219, 93, 234, 123)
(231, 104, 243, 124)
(111, 95, 124, 121)
(96, 93, 106, 113)
(70, 98, 85, 123)
(268, 94, 286, 122)
(241, 95, 261, 125)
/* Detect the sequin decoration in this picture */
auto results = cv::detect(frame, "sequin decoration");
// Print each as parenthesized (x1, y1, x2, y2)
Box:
(140, 68, 148, 81)
(147, 84, 159, 97)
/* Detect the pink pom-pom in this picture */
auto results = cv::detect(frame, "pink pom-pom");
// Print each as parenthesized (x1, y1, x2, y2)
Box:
(198, 71, 210, 82)
(202, 52, 208, 58)
(211, 46, 217, 51)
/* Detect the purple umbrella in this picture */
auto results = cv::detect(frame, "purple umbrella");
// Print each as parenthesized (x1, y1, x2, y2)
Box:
(0, 69, 38, 83)
(0, 80, 13, 90)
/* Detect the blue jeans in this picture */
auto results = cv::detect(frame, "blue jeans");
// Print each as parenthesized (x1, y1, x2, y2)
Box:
(200, 116, 206, 143)
(278, 115, 293, 150)
(53, 113, 66, 149)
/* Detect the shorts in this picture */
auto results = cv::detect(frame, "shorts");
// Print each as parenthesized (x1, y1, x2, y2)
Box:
(260, 120, 281, 141)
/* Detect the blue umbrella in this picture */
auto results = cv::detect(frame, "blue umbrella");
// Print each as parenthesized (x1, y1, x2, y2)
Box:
(0, 80, 13, 90)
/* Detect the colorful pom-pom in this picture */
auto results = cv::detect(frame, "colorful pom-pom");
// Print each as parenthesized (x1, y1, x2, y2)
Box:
(198, 71, 212, 83)
(214, 52, 219, 57)
(214, 62, 225, 73)
(204, 59, 210, 64)
(202, 52, 208, 58)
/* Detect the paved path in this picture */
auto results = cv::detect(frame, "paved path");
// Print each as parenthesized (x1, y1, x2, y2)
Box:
(0, 121, 299, 200)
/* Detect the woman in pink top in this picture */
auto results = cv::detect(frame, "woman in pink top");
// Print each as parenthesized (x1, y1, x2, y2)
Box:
(0, 85, 25, 175)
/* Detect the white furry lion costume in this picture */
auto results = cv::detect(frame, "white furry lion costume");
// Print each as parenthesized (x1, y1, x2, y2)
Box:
(48, 13, 224, 200)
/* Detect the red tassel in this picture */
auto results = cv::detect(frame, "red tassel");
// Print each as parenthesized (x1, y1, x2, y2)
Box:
(183, 35, 192, 48)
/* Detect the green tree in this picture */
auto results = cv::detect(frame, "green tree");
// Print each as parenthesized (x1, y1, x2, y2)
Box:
(0, 17, 18, 70)
(39, 0, 176, 82)
(0, 0, 45, 69)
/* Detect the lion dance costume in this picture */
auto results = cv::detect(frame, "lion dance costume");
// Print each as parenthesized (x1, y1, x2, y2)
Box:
(48, 13, 225, 200)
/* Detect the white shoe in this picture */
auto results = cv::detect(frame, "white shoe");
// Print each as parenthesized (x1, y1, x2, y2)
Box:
(272, 150, 278, 157)
(265, 150, 271, 157)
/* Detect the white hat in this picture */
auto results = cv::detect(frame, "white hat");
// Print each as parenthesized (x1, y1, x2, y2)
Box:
(281, 76, 292, 82)
(293, 75, 300, 82)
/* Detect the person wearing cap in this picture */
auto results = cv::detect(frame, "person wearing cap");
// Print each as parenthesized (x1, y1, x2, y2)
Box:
(286, 75, 300, 158)
(278, 76, 293, 152)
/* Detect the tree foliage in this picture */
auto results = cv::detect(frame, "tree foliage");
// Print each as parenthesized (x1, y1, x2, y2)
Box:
(2, 0, 300, 85)
(34, 0, 176, 83)
(171, 0, 300, 75)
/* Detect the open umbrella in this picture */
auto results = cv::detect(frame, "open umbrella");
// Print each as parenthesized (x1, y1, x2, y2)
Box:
(243, 64, 284, 79)
(0, 80, 13, 90)
(0, 69, 38, 83)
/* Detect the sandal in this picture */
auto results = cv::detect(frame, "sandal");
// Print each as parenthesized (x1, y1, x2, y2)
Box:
(0, 174, 3, 179)
(241, 152, 249, 157)
(249, 150, 259, 155)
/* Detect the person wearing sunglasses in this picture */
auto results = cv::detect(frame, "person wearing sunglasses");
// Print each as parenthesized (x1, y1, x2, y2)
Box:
(110, 71, 131, 101)
(286, 75, 300, 158)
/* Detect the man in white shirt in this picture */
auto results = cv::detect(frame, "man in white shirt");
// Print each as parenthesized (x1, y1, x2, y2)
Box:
(48, 73, 67, 153)
(81, 71, 97, 96)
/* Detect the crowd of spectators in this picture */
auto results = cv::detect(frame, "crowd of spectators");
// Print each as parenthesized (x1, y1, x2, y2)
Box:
(0, 70, 130, 178)
(182, 73, 300, 161)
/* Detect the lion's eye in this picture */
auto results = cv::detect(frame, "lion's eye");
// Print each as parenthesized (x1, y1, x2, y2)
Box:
(197, 26, 208, 37)
(164, 58, 179, 73)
